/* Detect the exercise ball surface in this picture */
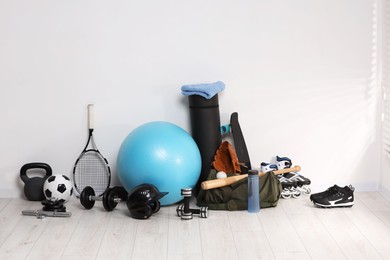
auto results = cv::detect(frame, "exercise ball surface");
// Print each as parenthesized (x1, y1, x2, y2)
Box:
(117, 121, 201, 205)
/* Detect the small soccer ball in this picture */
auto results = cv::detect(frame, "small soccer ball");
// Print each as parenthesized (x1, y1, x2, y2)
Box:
(43, 175, 73, 203)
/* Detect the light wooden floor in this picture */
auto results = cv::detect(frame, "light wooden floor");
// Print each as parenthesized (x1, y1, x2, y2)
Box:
(0, 192, 390, 260)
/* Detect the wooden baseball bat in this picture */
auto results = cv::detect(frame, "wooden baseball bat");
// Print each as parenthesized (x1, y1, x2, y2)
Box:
(200, 165, 301, 190)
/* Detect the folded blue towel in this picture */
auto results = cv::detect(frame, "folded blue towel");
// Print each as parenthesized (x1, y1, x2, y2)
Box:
(181, 81, 225, 99)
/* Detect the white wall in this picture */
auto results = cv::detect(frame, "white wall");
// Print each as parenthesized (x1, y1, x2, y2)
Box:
(380, 0, 390, 200)
(0, 0, 380, 198)
(380, 155, 390, 199)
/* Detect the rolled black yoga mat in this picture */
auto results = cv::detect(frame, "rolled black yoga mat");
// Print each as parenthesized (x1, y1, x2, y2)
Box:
(188, 94, 222, 193)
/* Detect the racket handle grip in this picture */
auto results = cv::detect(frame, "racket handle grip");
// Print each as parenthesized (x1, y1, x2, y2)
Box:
(88, 104, 94, 130)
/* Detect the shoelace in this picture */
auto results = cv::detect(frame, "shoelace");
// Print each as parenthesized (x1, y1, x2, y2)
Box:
(320, 185, 339, 197)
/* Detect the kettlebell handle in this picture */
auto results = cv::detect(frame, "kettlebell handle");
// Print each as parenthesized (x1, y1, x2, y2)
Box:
(20, 162, 52, 183)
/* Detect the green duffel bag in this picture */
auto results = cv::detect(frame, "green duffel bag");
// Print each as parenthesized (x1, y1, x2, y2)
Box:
(197, 170, 282, 211)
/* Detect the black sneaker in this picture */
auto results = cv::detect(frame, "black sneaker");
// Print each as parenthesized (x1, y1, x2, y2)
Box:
(312, 185, 354, 208)
(310, 185, 340, 202)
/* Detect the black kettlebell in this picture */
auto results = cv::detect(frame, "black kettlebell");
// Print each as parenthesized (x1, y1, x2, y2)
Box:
(20, 162, 52, 201)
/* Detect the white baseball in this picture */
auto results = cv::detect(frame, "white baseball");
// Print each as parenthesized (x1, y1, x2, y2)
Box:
(216, 171, 227, 179)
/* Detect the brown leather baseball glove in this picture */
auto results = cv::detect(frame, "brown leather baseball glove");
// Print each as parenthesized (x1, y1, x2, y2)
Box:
(212, 141, 242, 174)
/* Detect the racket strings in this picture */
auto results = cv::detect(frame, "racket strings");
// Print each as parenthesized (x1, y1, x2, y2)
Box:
(74, 151, 110, 196)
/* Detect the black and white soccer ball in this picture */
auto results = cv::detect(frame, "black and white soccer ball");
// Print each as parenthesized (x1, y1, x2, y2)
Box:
(43, 175, 73, 203)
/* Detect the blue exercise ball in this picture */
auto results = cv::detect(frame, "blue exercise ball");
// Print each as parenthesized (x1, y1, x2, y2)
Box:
(117, 121, 201, 206)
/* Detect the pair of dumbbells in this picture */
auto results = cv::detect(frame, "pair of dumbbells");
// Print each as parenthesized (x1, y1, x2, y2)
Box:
(79, 186, 127, 211)
(176, 188, 208, 220)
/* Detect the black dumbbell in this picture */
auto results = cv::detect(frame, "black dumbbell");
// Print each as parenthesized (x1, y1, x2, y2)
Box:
(176, 204, 208, 218)
(102, 186, 127, 211)
(176, 188, 208, 220)
(80, 186, 127, 211)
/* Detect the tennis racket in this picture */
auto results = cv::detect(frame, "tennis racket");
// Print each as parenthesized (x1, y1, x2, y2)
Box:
(73, 104, 111, 197)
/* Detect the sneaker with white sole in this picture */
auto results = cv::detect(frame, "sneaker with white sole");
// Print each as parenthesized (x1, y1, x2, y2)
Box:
(310, 184, 341, 202)
(312, 185, 354, 208)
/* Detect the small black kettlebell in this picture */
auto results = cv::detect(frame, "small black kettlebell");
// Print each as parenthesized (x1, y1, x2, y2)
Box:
(20, 162, 52, 201)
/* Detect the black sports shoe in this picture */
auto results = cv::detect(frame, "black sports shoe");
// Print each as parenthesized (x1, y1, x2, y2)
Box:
(310, 185, 340, 202)
(312, 185, 354, 208)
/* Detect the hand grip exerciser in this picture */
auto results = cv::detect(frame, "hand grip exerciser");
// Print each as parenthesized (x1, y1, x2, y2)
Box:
(200, 165, 301, 190)
(22, 210, 71, 219)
